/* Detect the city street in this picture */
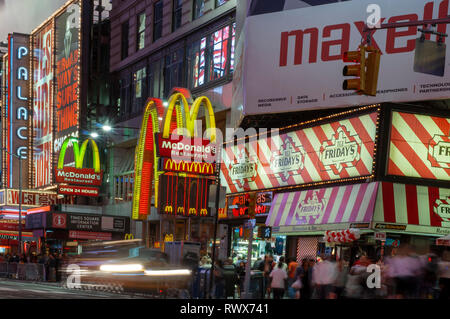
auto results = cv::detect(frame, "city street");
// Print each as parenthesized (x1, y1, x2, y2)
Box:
(0, 279, 151, 299)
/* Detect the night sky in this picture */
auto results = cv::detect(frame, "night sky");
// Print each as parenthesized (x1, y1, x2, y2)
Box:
(0, 0, 69, 42)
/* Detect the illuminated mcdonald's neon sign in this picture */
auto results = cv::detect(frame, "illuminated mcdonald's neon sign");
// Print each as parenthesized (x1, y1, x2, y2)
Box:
(55, 137, 103, 186)
(132, 88, 217, 220)
(161, 158, 215, 175)
(124, 233, 134, 240)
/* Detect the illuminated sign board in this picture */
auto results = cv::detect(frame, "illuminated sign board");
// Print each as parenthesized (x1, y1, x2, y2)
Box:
(54, 0, 81, 159)
(32, 21, 54, 188)
(159, 158, 215, 175)
(388, 111, 450, 181)
(57, 185, 99, 197)
(158, 174, 212, 217)
(0, 189, 59, 208)
(1, 33, 30, 189)
(221, 111, 379, 193)
(133, 89, 217, 220)
(226, 192, 273, 219)
(157, 134, 217, 163)
(55, 137, 103, 191)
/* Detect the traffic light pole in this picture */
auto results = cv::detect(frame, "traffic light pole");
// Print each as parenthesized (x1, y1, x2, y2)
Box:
(363, 16, 450, 33)
(208, 148, 222, 299)
(242, 222, 254, 299)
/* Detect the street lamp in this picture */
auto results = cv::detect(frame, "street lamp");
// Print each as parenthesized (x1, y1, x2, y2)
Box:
(0, 148, 24, 256)
(90, 132, 99, 138)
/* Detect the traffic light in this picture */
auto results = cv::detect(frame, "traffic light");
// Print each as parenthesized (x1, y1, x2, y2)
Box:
(365, 48, 381, 96)
(342, 45, 381, 96)
(343, 45, 366, 93)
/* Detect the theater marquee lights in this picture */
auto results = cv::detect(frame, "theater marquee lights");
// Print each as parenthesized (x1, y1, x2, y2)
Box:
(1, 33, 31, 189)
(132, 88, 217, 220)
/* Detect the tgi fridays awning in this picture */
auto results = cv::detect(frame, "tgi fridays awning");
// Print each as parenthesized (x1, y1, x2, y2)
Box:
(266, 182, 378, 234)
(372, 182, 450, 236)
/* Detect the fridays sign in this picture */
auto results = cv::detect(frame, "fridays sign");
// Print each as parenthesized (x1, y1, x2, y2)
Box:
(242, 0, 450, 115)
(221, 111, 378, 193)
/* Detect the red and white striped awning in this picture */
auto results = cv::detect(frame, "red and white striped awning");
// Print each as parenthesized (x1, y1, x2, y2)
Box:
(372, 182, 450, 235)
(266, 182, 378, 234)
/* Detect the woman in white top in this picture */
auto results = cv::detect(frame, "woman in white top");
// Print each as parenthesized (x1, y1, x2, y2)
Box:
(270, 261, 288, 299)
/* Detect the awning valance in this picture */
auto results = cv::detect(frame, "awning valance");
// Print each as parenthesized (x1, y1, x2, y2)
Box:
(372, 182, 450, 236)
(266, 182, 378, 233)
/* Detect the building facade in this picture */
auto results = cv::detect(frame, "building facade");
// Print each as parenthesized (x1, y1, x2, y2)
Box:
(104, 0, 236, 251)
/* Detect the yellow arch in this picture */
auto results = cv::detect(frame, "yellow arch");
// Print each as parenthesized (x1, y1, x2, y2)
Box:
(162, 93, 190, 138)
(190, 96, 217, 142)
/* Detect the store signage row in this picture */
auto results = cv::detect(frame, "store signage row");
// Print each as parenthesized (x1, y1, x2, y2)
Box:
(25, 212, 128, 233)
(0, 232, 34, 241)
(266, 183, 379, 233)
(388, 111, 450, 182)
(159, 158, 215, 175)
(224, 192, 273, 219)
(241, 0, 450, 117)
(0, 189, 59, 208)
(221, 112, 378, 193)
(57, 185, 99, 197)
(158, 174, 212, 217)
(157, 134, 217, 163)
(68, 230, 112, 241)
(372, 182, 450, 233)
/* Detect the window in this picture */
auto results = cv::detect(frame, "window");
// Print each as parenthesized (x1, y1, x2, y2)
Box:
(164, 49, 184, 97)
(216, 0, 229, 7)
(193, 0, 205, 20)
(136, 13, 146, 50)
(131, 67, 147, 114)
(149, 58, 164, 99)
(121, 21, 129, 60)
(118, 75, 131, 117)
(172, 0, 182, 32)
(154, 1, 163, 42)
(187, 23, 236, 89)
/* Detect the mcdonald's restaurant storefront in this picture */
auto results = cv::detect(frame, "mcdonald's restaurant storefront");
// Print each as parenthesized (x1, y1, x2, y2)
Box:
(25, 207, 130, 254)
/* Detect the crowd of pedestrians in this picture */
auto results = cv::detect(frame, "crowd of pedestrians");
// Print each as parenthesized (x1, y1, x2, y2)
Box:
(0, 251, 65, 282)
(259, 245, 450, 299)
(213, 244, 450, 299)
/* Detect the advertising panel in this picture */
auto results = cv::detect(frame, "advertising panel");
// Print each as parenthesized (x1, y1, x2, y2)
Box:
(221, 111, 379, 193)
(68, 230, 112, 241)
(2, 33, 30, 189)
(158, 174, 212, 217)
(388, 111, 450, 181)
(54, 0, 81, 159)
(1, 189, 58, 208)
(241, 0, 450, 116)
(32, 22, 54, 188)
(226, 191, 273, 219)
(156, 134, 217, 163)
(57, 185, 99, 197)
(159, 158, 215, 175)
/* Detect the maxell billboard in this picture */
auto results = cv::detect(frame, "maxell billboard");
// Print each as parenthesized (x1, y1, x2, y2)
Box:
(241, 0, 450, 116)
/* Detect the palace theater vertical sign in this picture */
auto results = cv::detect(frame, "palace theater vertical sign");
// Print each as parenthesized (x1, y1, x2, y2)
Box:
(32, 22, 54, 188)
(1, 33, 30, 188)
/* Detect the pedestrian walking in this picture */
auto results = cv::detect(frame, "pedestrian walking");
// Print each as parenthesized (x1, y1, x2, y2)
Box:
(213, 260, 225, 299)
(287, 257, 299, 298)
(47, 254, 56, 282)
(263, 255, 275, 298)
(311, 255, 337, 299)
(269, 260, 288, 299)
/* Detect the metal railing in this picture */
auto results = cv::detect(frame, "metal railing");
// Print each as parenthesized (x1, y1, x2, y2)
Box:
(0, 263, 46, 281)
